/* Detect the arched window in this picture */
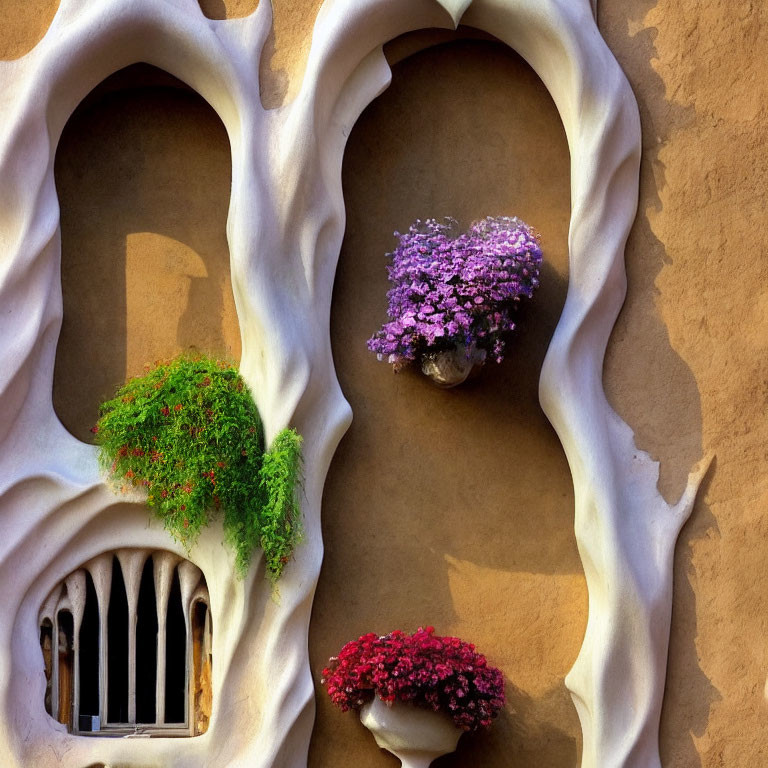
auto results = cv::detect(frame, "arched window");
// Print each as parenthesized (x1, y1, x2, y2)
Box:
(38, 549, 212, 737)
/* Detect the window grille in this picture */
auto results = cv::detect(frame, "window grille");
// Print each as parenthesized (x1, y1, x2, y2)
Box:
(38, 549, 212, 736)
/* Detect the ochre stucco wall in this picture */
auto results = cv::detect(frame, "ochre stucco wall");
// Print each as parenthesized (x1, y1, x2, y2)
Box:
(52, 67, 241, 442)
(4, 1, 768, 767)
(311, 37, 580, 768)
(0, 0, 59, 59)
(600, 3, 768, 766)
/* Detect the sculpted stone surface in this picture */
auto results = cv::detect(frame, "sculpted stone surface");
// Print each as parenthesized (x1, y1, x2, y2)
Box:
(0, 0, 705, 766)
(359, 697, 462, 768)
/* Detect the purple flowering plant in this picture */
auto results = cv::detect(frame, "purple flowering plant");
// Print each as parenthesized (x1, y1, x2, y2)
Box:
(367, 216, 542, 371)
(321, 627, 505, 732)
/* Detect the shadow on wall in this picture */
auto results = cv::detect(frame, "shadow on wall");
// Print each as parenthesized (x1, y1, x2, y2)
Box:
(598, 3, 717, 767)
(52, 64, 241, 444)
(311, 36, 582, 768)
(435, 683, 580, 768)
(663, 466, 721, 768)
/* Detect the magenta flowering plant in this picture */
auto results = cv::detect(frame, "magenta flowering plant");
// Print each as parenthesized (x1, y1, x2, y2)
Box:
(367, 216, 542, 371)
(321, 626, 505, 731)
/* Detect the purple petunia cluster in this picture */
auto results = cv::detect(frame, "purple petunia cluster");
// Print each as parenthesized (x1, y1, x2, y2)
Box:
(367, 216, 542, 369)
(321, 627, 505, 731)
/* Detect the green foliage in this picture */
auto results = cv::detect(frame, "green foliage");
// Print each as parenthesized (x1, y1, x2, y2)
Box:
(94, 355, 303, 581)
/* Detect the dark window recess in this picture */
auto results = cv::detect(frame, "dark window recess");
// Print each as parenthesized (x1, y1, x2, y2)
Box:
(165, 568, 186, 724)
(39, 549, 211, 736)
(107, 556, 128, 723)
(57, 610, 75, 726)
(136, 557, 158, 724)
(79, 571, 100, 717)
(40, 619, 53, 717)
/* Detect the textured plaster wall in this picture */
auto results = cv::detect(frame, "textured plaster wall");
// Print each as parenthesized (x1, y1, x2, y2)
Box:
(599, 3, 768, 766)
(2, 1, 766, 767)
(0, 0, 59, 59)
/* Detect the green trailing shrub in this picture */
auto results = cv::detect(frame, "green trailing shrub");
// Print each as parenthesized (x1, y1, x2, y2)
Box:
(93, 355, 303, 581)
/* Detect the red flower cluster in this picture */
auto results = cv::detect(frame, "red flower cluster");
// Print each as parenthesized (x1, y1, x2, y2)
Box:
(321, 627, 505, 731)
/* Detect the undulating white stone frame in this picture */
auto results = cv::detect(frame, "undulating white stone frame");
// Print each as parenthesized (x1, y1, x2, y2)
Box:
(0, 0, 708, 766)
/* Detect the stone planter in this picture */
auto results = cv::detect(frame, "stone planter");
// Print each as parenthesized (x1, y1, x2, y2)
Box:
(420, 343, 487, 388)
(359, 696, 463, 768)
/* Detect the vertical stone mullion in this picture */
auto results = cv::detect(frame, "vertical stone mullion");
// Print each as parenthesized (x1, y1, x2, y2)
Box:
(117, 549, 148, 726)
(87, 555, 112, 728)
(153, 552, 179, 726)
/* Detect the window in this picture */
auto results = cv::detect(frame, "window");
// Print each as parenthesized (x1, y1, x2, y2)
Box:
(39, 549, 212, 737)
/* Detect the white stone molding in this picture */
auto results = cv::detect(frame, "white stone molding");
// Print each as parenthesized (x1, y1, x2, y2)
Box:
(85, 553, 113, 726)
(0, 0, 707, 766)
(153, 550, 182, 726)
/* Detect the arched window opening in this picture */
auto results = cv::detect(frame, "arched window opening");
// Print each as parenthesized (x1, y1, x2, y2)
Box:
(79, 572, 100, 727)
(107, 555, 129, 724)
(191, 599, 213, 735)
(38, 549, 212, 736)
(136, 557, 158, 724)
(165, 567, 186, 725)
(56, 611, 75, 727)
(39, 619, 53, 717)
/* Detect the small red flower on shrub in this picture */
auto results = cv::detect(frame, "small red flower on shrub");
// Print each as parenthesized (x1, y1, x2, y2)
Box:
(95, 355, 303, 581)
(321, 627, 505, 731)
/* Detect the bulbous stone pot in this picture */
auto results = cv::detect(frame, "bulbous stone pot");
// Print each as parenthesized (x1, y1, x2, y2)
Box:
(359, 696, 463, 768)
(420, 343, 487, 388)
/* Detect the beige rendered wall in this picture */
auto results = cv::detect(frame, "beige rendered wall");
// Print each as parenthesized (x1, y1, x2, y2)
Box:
(311, 35, 580, 768)
(2, 1, 768, 767)
(600, 3, 768, 766)
(51, 66, 242, 442)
